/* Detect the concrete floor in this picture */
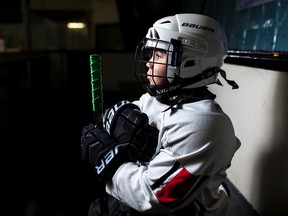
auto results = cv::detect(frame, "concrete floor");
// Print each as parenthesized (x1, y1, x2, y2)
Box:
(225, 179, 260, 216)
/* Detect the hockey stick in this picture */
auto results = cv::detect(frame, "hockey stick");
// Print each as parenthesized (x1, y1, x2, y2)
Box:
(90, 54, 103, 127)
(89, 54, 108, 216)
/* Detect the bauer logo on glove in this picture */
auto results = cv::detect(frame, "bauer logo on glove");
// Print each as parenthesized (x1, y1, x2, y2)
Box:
(81, 123, 128, 180)
(95, 142, 129, 176)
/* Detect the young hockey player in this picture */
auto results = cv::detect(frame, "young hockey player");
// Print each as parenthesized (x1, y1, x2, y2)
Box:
(81, 13, 241, 216)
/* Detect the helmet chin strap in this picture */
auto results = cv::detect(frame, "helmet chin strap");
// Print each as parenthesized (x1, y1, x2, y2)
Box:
(155, 67, 239, 111)
(215, 68, 239, 89)
(179, 67, 239, 90)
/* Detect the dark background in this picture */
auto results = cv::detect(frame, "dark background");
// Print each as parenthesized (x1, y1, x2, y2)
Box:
(2, 0, 287, 215)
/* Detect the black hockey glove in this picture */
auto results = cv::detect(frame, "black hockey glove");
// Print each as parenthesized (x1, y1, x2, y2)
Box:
(103, 100, 159, 162)
(81, 123, 128, 180)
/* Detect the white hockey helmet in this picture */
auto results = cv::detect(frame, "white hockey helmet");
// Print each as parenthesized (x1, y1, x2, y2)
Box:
(135, 13, 228, 98)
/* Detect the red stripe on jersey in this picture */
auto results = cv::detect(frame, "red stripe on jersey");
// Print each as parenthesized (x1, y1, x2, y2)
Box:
(155, 168, 199, 204)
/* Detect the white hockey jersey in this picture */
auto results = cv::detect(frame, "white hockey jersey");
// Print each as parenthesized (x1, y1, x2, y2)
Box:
(106, 93, 241, 215)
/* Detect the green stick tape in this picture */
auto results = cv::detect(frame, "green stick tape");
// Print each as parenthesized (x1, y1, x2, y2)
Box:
(89, 54, 103, 125)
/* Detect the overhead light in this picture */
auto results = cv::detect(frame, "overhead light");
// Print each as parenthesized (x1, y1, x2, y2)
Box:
(67, 22, 86, 29)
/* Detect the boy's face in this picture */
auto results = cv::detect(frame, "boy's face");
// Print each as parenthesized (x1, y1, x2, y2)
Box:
(146, 49, 168, 86)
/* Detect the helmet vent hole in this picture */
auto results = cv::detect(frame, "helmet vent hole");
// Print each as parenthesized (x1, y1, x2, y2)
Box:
(153, 31, 159, 39)
(184, 60, 195, 67)
(160, 20, 171, 24)
(148, 28, 160, 39)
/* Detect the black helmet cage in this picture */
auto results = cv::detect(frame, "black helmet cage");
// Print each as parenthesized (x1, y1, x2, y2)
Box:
(135, 37, 183, 97)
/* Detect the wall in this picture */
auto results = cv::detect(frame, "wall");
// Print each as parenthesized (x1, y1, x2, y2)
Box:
(101, 52, 135, 90)
(209, 63, 288, 216)
(30, 0, 90, 10)
(91, 0, 119, 24)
